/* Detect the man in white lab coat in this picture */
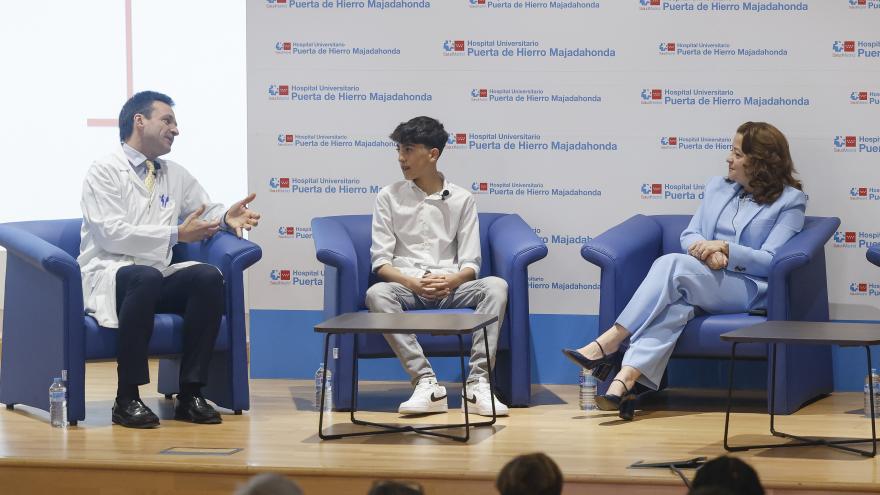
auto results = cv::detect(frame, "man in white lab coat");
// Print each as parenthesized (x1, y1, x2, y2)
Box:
(79, 91, 260, 428)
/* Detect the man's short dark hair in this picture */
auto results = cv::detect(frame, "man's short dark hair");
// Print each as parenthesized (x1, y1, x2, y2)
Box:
(118, 91, 175, 142)
(389, 116, 449, 155)
(691, 456, 764, 495)
(496, 453, 563, 495)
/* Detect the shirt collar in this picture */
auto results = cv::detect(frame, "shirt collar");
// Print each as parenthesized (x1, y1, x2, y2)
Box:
(121, 142, 162, 170)
(408, 173, 450, 200)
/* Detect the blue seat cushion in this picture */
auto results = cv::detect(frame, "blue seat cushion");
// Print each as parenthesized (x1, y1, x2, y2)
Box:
(84, 315, 229, 360)
(673, 314, 767, 358)
(354, 308, 510, 357)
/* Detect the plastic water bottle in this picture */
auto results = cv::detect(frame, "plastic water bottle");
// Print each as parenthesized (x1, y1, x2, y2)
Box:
(315, 363, 332, 412)
(865, 368, 880, 418)
(49, 376, 67, 428)
(579, 369, 598, 411)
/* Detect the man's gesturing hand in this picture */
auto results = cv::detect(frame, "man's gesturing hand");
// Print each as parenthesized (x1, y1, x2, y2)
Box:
(225, 193, 261, 238)
(178, 205, 220, 243)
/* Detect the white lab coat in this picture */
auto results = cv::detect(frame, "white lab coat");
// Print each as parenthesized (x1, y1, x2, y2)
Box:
(78, 145, 225, 328)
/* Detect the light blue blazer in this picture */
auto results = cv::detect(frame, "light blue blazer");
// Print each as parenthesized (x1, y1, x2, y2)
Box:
(680, 176, 806, 286)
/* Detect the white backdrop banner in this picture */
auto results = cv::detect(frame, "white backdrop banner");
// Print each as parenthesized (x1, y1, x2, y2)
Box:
(247, 0, 880, 320)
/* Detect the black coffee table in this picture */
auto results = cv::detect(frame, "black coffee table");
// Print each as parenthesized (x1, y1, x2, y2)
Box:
(721, 321, 880, 457)
(314, 312, 499, 442)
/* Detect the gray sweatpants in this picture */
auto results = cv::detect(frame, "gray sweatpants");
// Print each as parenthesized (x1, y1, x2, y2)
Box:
(364, 277, 508, 386)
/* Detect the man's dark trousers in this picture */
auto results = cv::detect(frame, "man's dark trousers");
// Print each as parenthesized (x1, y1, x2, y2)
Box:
(114, 264, 225, 389)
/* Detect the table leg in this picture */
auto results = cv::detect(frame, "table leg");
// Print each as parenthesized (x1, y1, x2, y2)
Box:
(724, 341, 876, 457)
(350, 333, 359, 423)
(318, 326, 498, 442)
(317, 334, 332, 440)
(723, 342, 738, 452)
(869, 346, 877, 457)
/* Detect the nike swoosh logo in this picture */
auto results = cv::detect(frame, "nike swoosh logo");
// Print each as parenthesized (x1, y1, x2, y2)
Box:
(430, 393, 446, 402)
(463, 395, 477, 404)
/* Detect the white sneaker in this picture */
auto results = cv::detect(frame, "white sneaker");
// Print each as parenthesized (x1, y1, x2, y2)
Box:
(398, 377, 448, 415)
(461, 377, 509, 416)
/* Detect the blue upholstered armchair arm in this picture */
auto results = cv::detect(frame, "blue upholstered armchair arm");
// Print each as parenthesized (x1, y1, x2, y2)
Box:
(488, 214, 548, 293)
(0, 225, 82, 285)
(171, 231, 262, 325)
(312, 217, 360, 315)
(172, 231, 262, 274)
(765, 216, 839, 321)
(581, 215, 663, 330)
(868, 245, 880, 267)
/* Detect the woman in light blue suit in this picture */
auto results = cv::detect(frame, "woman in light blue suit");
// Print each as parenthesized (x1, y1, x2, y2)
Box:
(563, 122, 806, 420)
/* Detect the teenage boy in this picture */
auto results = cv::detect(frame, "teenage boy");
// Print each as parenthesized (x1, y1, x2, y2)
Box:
(366, 116, 509, 416)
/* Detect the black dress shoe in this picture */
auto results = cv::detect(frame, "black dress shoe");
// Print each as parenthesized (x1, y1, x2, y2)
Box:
(562, 341, 615, 380)
(174, 396, 222, 424)
(112, 398, 160, 428)
(595, 379, 636, 421)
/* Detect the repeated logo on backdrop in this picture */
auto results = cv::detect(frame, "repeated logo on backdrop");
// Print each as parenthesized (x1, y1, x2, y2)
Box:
(528, 275, 600, 293)
(849, 282, 880, 296)
(442, 39, 615, 58)
(658, 41, 789, 57)
(639, 88, 809, 107)
(849, 187, 880, 201)
(660, 136, 730, 151)
(638, 0, 808, 13)
(438, 132, 618, 152)
(266, 0, 432, 9)
(849, 91, 880, 104)
(640, 183, 706, 200)
(249, 1, 880, 315)
(832, 40, 880, 58)
(469, 181, 602, 198)
(268, 84, 432, 103)
(467, 0, 601, 10)
(269, 268, 324, 286)
(833, 136, 880, 153)
(848, 0, 880, 9)
(833, 230, 880, 248)
(468, 87, 602, 104)
(276, 133, 395, 149)
(277, 226, 313, 239)
(268, 177, 382, 195)
(274, 40, 401, 56)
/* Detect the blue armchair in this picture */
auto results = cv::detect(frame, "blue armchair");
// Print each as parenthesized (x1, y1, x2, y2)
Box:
(312, 213, 547, 409)
(581, 214, 839, 415)
(0, 219, 261, 424)
(867, 245, 880, 268)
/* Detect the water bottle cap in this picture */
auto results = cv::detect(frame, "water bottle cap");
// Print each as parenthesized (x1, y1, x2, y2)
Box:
(52, 377, 62, 384)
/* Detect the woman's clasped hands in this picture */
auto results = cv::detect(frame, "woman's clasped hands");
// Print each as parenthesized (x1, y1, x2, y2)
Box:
(688, 240, 729, 270)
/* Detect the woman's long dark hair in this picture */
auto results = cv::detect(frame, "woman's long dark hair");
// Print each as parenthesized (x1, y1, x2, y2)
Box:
(737, 121, 802, 205)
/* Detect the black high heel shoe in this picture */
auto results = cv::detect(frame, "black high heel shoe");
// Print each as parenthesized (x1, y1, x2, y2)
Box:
(595, 379, 637, 421)
(562, 342, 615, 380)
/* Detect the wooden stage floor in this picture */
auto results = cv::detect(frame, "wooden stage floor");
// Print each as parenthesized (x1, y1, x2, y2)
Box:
(0, 361, 879, 494)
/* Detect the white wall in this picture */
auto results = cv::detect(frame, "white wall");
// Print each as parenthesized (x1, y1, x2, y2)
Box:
(0, 1, 248, 332)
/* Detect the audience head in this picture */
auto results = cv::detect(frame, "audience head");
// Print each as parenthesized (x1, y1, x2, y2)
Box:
(234, 473, 303, 495)
(728, 121, 801, 205)
(389, 116, 449, 156)
(495, 452, 563, 495)
(690, 456, 764, 495)
(367, 480, 424, 495)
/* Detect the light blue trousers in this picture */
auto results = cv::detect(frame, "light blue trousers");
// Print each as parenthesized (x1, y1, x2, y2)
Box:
(616, 253, 764, 390)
